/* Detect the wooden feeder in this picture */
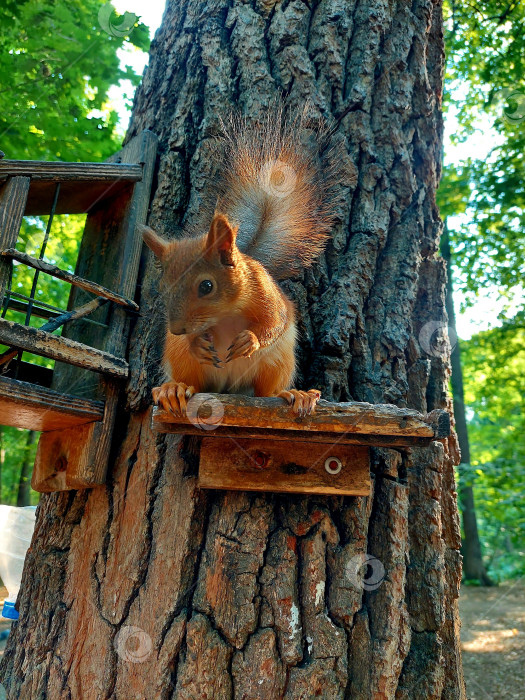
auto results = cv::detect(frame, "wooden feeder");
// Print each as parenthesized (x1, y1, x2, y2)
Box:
(0, 131, 157, 492)
(152, 395, 451, 496)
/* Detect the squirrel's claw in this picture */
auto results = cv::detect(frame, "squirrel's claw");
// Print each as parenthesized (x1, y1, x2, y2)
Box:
(189, 333, 223, 368)
(153, 381, 195, 417)
(226, 330, 260, 362)
(278, 389, 321, 417)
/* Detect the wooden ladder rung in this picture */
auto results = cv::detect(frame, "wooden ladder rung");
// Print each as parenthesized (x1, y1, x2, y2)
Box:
(0, 376, 104, 431)
(0, 318, 128, 378)
(1, 249, 138, 311)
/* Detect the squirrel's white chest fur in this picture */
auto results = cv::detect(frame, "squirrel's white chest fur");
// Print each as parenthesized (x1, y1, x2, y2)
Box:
(202, 317, 296, 394)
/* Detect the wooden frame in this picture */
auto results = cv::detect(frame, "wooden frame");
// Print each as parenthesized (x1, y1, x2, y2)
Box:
(0, 131, 158, 492)
(0, 161, 142, 217)
(0, 161, 142, 181)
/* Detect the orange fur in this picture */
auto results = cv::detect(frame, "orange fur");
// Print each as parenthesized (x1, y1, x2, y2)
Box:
(145, 215, 298, 400)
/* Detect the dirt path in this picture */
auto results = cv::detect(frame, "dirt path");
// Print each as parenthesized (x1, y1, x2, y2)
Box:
(460, 580, 525, 700)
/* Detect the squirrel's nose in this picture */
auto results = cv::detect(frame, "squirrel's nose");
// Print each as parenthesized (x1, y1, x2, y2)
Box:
(169, 323, 187, 335)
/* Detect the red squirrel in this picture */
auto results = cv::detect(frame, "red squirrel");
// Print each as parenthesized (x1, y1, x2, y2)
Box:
(140, 109, 340, 417)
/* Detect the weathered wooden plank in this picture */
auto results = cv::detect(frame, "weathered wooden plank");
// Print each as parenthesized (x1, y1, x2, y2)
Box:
(152, 422, 438, 447)
(0, 176, 30, 306)
(32, 423, 99, 492)
(1, 249, 139, 310)
(0, 318, 128, 378)
(152, 395, 450, 442)
(106, 131, 158, 303)
(199, 437, 371, 496)
(0, 376, 104, 432)
(0, 161, 142, 182)
(0, 297, 109, 368)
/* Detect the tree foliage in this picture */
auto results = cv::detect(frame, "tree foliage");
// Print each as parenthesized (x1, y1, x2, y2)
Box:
(460, 326, 525, 580)
(441, 0, 525, 313)
(0, 0, 149, 162)
(0, 427, 38, 506)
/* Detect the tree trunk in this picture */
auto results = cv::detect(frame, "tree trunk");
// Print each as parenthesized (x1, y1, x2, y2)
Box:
(16, 430, 36, 507)
(441, 224, 492, 586)
(0, 1, 466, 698)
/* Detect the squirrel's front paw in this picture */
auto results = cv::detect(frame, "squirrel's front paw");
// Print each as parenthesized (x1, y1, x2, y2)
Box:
(278, 389, 321, 417)
(153, 381, 195, 417)
(189, 332, 223, 369)
(226, 330, 260, 362)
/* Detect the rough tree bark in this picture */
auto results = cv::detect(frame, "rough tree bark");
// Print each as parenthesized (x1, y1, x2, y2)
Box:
(0, 0, 466, 698)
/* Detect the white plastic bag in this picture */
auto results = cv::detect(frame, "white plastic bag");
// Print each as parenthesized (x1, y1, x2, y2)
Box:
(0, 505, 36, 619)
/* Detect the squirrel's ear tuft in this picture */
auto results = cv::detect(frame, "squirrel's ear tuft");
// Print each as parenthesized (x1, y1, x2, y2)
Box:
(206, 214, 238, 267)
(139, 225, 169, 261)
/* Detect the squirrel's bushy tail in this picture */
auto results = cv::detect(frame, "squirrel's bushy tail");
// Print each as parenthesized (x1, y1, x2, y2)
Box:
(213, 105, 343, 279)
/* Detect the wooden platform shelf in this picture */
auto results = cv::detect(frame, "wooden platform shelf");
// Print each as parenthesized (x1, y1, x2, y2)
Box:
(153, 395, 451, 497)
(0, 376, 104, 432)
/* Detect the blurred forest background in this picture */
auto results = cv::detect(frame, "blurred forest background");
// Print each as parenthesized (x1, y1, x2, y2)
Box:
(0, 0, 523, 585)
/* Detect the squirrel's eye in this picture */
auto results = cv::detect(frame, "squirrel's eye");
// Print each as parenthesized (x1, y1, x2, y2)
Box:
(198, 279, 214, 297)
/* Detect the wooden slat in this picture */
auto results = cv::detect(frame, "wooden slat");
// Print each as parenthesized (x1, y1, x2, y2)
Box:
(199, 438, 371, 496)
(1, 249, 139, 311)
(152, 394, 450, 446)
(152, 422, 438, 447)
(0, 376, 104, 431)
(0, 297, 108, 368)
(0, 318, 128, 378)
(0, 176, 30, 306)
(0, 161, 142, 182)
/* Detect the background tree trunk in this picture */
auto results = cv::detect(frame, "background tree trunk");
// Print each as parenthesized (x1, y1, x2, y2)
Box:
(16, 430, 36, 507)
(441, 224, 492, 586)
(1, 1, 466, 698)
